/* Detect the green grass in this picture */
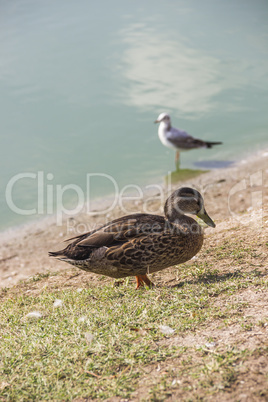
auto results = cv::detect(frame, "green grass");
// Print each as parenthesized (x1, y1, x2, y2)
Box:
(165, 168, 208, 184)
(0, 264, 267, 401)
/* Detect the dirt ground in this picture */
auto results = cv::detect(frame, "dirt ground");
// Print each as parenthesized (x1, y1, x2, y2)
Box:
(0, 149, 267, 289)
(0, 150, 267, 401)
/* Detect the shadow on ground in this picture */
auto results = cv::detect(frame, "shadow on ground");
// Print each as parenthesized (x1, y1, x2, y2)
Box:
(169, 268, 264, 288)
(194, 160, 234, 169)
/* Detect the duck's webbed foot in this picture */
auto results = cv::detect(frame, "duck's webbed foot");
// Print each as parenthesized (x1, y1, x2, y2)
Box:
(135, 274, 155, 289)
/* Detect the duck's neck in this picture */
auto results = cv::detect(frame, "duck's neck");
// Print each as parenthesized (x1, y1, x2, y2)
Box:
(165, 208, 183, 223)
(165, 211, 202, 234)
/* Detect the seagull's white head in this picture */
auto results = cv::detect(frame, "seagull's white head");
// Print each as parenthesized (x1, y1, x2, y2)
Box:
(154, 112, 171, 124)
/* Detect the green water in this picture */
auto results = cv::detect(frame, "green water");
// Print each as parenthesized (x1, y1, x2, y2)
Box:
(1, 0, 268, 229)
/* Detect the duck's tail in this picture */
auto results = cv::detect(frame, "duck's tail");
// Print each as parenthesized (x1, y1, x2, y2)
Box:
(205, 141, 223, 148)
(48, 250, 65, 258)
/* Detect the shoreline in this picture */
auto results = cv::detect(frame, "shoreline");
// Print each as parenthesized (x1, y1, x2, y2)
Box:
(1, 145, 266, 238)
(0, 147, 267, 288)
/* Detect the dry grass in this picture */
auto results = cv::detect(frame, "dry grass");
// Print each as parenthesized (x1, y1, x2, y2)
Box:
(0, 217, 267, 401)
(1, 152, 268, 400)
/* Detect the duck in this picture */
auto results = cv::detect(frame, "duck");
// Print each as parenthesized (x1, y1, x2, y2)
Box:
(154, 113, 222, 168)
(49, 187, 215, 288)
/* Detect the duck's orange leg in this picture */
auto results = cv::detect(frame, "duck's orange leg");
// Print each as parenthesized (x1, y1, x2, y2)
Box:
(135, 274, 154, 289)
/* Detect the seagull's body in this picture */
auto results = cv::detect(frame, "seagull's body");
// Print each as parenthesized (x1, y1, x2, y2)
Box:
(155, 113, 222, 167)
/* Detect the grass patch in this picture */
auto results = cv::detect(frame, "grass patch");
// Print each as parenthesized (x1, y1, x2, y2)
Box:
(0, 262, 267, 400)
(165, 168, 208, 184)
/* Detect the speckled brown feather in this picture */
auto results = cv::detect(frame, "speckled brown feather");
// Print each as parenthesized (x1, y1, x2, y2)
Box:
(49, 214, 165, 261)
(49, 188, 214, 283)
(49, 214, 202, 278)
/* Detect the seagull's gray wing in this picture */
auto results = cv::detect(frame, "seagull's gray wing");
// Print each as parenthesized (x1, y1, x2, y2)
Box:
(167, 127, 209, 150)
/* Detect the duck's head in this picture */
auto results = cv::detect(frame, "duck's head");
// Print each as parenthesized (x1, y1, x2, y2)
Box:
(164, 187, 216, 228)
(154, 112, 171, 124)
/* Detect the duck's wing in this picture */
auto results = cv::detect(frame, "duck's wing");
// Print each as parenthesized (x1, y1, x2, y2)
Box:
(77, 214, 165, 246)
(49, 214, 166, 260)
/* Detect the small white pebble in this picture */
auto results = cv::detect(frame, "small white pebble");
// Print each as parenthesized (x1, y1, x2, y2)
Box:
(77, 288, 83, 293)
(171, 379, 177, 386)
(159, 325, 175, 335)
(26, 311, 42, 319)
(78, 316, 86, 323)
(53, 299, 63, 308)
(205, 342, 216, 348)
(85, 332, 94, 343)
(0, 381, 10, 390)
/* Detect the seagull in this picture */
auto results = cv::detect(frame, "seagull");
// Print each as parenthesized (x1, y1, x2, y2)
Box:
(154, 113, 222, 168)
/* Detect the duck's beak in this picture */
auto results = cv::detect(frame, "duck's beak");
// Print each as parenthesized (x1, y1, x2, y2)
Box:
(197, 209, 216, 228)
(154, 119, 160, 123)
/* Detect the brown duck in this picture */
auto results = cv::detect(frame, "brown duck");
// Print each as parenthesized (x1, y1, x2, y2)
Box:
(49, 187, 215, 288)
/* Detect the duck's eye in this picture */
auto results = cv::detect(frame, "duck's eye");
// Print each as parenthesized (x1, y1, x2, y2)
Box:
(180, 191, 197, 199)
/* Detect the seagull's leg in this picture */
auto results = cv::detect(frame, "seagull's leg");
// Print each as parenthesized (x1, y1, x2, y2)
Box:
(135, 274, 154, 289)
(175, 151, 180, 170)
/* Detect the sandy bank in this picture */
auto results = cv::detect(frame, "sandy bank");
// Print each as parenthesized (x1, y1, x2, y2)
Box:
(0, 149, 267, 288)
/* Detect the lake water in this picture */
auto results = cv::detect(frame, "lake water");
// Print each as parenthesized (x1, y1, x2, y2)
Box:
(1, 0, 268, 230)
